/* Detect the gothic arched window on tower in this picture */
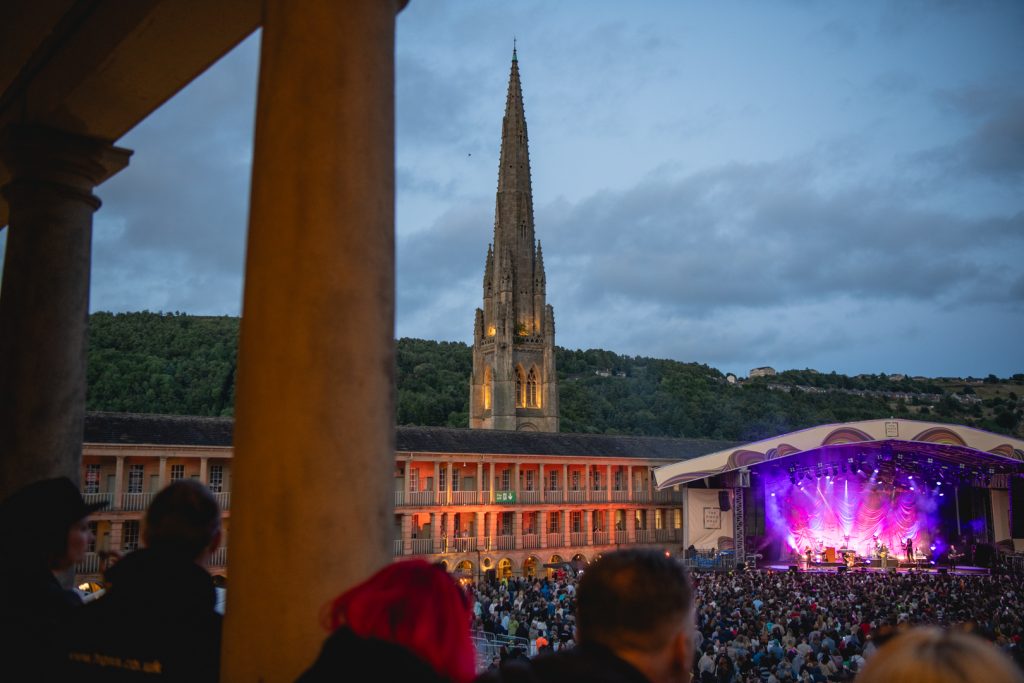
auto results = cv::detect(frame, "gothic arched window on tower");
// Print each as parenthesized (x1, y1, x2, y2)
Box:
(483, 366, 492, 411)
(527, 366, 540, 408)
(515, 366, 526, 408)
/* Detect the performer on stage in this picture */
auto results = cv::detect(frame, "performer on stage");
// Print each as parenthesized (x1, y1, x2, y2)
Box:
(904, 537, 914, 563)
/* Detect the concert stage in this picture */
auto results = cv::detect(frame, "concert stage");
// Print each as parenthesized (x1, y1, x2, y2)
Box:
(655, 419, 1024, 570)
(758, 560, 990, 576)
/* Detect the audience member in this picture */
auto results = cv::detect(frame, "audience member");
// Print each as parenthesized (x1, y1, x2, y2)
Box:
(0, 476, 108, 681)
(60, 479, 224, 681)
(856, 627, 1024, 683)
(478, 548, 695, 683)
(297, 559, 476, 683)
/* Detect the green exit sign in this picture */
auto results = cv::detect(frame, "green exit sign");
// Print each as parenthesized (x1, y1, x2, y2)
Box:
(495, 491, 516, 504)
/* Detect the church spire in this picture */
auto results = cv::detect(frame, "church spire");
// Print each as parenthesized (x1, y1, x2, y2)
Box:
(470, 47, 558, 432)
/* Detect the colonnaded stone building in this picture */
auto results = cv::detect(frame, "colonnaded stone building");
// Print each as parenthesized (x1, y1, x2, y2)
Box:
(469, 48, 558, 432)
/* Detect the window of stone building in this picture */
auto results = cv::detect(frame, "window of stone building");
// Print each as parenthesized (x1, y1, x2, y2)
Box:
(524, 470, 535, 490)
(515, 366, 526, 407)
(500, 468, 510, 491)
(128, 465, 144, 494)
(84, 464, 101, 494)
(209, 465, 223, 493)
(123, 520, 140, 552)
(548, 512, 560, 533)
(170, 464, 185, 481)
(526, 366, 540, 407)
(613, 469, 624, 491)
(571, 511, 582, 532)
(548, 469, 558, 490)
(483, 366, 492, 410)
(674, 509, 682, 529)
(408, 468, 419, 492)
(592, 469, 602, 490)
(452, 469, 460, 492)
(571, 470, 580, 491)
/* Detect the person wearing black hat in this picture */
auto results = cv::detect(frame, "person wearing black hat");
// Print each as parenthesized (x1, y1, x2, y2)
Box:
(0, 476, 108, 680)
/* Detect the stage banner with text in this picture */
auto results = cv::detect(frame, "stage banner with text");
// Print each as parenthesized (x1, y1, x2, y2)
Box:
(688, 488, 733, 550)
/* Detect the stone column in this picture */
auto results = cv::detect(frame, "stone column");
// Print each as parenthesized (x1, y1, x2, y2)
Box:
(219, 4, 400, 669)
(627, 465, 633, 500)
(445, 512, 455, 551)
(539, 510, 547, 548)
(0, 127, 130, 497)
(607, 464, 613, 500)
(428, 512, 439, 553)
(562, 463, 568, 501)
(401, 513, 412, 556)
(158, 457, 168, 489)
(199, 457, 209, 486)
(488, 511, 498, 550)
(434, 461, 441, 504)
(585, 510, 593, 546)
(562, 509, 571, 548)
(446, 461, 453, 505)
(109, 520, 123, 555)
(477, 461, 483, 504)
(113, 457, 125, 512)
(514, 462, 520, 498)
(584, 464, 591, 502)
(488, 462, 495, 504)
(539, 463, 546, 502)
(514, 510, 523, 550)
(476, 510, 485, 550)
(627, 509, 637, 544)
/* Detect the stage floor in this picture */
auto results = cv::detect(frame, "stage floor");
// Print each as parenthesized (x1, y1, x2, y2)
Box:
(757, 561, 989, 575)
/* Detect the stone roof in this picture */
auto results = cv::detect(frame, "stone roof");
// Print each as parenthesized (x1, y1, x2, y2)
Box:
(84, 412, 735, 461)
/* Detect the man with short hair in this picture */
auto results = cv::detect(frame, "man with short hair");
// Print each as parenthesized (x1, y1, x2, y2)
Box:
(59, 479, 223, 682)
(480, 548, 695, 683)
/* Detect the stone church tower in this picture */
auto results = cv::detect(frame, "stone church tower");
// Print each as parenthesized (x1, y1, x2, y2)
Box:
(469, 49, 558, 432)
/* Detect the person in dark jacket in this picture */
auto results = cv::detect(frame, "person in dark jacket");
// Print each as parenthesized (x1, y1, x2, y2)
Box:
(0, 476, 108, 682)
(60, 479, 223, 682)
(477, 548, 695, 683)
(297, 559, 477, 683)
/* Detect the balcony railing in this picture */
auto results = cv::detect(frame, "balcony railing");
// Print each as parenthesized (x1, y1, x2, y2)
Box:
(518, 490, 541, 504)
(570, 531, 587, 547)
(593, 531, 610, 545)
(522, 534, 540, 549)
(545, 491, 563, 504)
(451, 490, 478, 505)
(655, 528, 675, 542)
(495, 535, 515, 551)
(393, 539, 404, 557)
(611, 490, 629, 503)
(590, 491, 608, 503)
(82, 492, 113, 508)
(213, 491, 231, 510)
(451, 536, 476, 553)
(209, 546, 228, 567)
(407, 490, 435, 506)
(633, 490, 650, 503)
(615, 530, 628, 544)
(410, 538, 434, 555)
(635, 529, 655, 544)
(654, 490, 682, 503)
(567, 490, 586, 504)
(76, 552, 100, 574)
(546, 532, 561, 548)
(121, 492, 153, 511)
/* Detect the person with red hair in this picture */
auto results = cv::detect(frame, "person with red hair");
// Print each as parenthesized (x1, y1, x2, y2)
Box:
(297, 559, 476, 683)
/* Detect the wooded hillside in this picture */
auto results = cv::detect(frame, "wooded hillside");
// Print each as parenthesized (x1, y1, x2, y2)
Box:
(86, 312, 1023, 441)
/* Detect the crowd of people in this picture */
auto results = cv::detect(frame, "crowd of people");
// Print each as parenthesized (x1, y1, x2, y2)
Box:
(4, 474, 1024, 683)
(471, 562, 1024, 682)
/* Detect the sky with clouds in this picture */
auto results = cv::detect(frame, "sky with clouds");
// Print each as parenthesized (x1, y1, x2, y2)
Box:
(3, 0, 1020, 379)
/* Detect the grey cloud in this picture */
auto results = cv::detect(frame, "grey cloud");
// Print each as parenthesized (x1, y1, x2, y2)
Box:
(537, 159, 1022, 322)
